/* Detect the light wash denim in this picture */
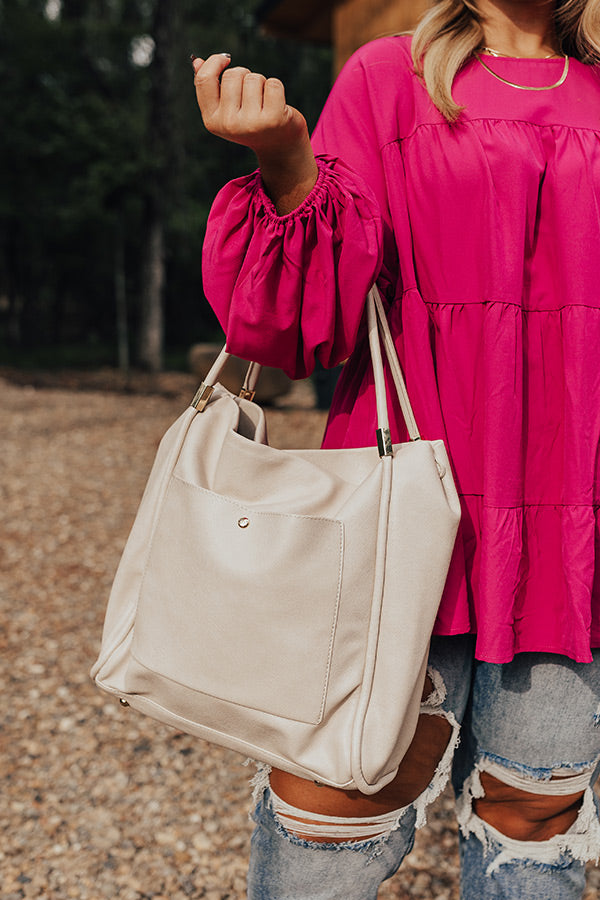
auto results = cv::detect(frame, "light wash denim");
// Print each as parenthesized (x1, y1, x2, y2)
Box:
(247, 636, 600, 900)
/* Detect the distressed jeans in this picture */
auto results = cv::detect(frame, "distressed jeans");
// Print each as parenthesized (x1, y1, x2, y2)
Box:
(247, 636, 600, 900)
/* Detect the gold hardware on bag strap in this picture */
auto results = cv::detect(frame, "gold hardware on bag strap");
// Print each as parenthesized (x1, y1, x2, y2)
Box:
(191, 383, 214, 412)
(239, 360, 260, 401)
(376, 427, 393, 458)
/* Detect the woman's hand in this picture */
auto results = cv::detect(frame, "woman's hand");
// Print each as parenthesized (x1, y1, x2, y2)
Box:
(193, 54, 318, 215)
(194, 54, 307, 155)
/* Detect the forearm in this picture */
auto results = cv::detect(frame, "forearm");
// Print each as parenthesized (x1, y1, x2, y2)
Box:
(256, 134, 318, 216)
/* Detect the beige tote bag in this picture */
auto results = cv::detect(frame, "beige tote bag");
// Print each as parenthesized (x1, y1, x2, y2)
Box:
(91, 286, 460, 794)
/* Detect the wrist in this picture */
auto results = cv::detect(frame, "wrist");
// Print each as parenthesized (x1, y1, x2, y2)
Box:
(255, 133, 316, 181)
(256, 135, 318, 216)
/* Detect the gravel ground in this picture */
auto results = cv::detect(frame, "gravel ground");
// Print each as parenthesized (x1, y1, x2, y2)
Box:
(1, 371, 599, 900)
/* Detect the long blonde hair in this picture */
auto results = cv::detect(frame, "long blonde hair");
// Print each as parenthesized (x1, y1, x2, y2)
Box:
(410, 0, 600, 122)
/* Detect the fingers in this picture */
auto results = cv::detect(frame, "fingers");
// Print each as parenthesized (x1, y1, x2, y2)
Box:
(262, 77, 287, 119)
(193, 53, 232, 121)
(220, 66, 252, 115)
(240, 73, 267, 116)
(192, 55, 296, 150)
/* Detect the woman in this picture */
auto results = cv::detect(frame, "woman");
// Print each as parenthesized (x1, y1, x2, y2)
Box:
(192, 0, 600, 895)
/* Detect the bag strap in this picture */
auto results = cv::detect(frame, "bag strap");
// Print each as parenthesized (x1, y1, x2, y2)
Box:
(369, 286, 421, 445)
(191, 285, 422, 455)
(190, 349, 262, 413)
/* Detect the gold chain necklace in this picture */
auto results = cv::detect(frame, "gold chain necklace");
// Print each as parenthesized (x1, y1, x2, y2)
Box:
(482, 46, 558, 59)
(475, 48, 570, 91)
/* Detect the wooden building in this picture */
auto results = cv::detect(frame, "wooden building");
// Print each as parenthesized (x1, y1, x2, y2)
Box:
(257, 0, 430, 73)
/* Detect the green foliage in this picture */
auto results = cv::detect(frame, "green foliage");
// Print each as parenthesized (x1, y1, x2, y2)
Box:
(0, 0, 332, 362)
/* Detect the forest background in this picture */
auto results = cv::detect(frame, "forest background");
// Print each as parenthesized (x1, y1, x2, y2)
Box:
(0, 0, 332, 373)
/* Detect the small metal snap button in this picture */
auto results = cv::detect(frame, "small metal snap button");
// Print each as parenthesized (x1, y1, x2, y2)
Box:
(238, 517, 250, 529)
(119, 698, 130, 707)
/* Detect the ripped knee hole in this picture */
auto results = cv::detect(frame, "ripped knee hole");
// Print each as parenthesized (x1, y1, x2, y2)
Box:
(459, 758, 596, 845)
(269, 787, 407, 843)
(474, 771, 585, 842)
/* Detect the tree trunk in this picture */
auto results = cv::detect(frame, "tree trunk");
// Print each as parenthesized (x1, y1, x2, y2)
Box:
(137, 0, 180, 373)
(138, 205, 164, 373)
(115, 220, 129, 374)
(5, 217, 23, 346)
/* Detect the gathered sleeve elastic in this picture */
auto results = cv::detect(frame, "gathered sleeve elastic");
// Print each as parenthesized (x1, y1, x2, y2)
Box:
(202, 50, 396, 379)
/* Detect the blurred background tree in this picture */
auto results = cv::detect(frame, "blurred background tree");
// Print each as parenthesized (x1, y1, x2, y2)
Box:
(0, 0, 332, 371)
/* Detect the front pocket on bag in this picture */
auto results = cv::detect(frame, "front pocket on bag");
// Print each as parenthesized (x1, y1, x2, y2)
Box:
(131, 476, 344, 725)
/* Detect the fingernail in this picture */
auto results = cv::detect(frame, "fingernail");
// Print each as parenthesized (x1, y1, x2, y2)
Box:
(190, 53, 197, 61)
(220, 52, 232, 58)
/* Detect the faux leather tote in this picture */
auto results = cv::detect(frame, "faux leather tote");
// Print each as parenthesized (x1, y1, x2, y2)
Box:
(91, 286, 461, 794)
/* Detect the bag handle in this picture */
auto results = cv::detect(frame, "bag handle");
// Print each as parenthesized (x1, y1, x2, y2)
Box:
(191, 285, 422, 455)
(190, 349, 262, 413)
(369, 285, 421, 445)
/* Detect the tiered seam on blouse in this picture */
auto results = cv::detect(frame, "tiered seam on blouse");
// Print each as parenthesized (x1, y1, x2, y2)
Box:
(202, 36, 600, 663)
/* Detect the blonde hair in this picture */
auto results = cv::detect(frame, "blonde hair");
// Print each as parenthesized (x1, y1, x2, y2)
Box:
(409, 0, 600, 122)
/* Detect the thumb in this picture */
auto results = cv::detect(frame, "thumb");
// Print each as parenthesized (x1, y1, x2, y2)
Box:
(191, 55, 205, 75)
(194, 54, 233, 120)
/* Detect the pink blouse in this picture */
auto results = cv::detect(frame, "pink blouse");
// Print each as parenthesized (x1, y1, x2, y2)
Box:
(202, 35, 600, 663)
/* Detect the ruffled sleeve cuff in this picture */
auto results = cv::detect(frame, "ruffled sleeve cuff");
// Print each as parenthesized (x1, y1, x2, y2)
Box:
(253, 155, 340, 223)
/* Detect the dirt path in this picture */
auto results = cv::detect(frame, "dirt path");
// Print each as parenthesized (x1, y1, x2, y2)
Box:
(1, 374, 597, 899)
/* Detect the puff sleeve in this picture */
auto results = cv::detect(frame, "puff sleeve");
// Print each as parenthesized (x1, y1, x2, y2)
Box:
(202, 51, 394, 379)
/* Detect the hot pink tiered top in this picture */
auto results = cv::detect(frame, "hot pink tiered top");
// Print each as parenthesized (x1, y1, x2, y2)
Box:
(202, 35, 600, 663)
